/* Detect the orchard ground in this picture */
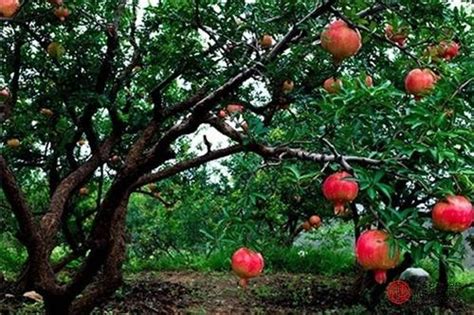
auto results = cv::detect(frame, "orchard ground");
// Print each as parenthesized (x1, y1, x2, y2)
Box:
(1, 222, 474, 313)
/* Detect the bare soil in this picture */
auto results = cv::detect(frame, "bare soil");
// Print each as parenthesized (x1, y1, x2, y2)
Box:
(0, 272, 472, 314)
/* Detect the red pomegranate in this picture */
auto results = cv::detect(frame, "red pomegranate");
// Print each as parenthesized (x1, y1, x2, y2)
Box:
(322, 171, 359, 215)
(0, 88, 11, 102)
(309, 215, 322, 228)
(54, 6, 70, 22)
(323, 77, 342, 94)
(0, 0, 20, 18)
(302, 221, 312, 231)
(438, 41, 460, 60)
(432, 195, 473, 232)
(217, 109, 227, 118)
(355, 230, 400, 284)
(321, 20, 361, 62)
(231, 247, 264, 287)
(404, 68, 437, 99)
(226, 103, 244, 114)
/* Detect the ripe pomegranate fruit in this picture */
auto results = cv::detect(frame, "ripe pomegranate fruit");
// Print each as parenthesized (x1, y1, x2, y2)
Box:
(322, 171, 359, 215)
(323, 77, 342, 94)
(321, 20, 361, 62)
(226, 103, 244, 114)
(384, 24, 407, 47)
(7, 138, 20, 148)
(217, 110, 227, 118)
(282, 80, 294, 94)
(438, 41, 460, 60)
(309, 215, 322, 228)
(0, 0, 20, 18)
(365, 75, 373, 87)
(432, 195, 473, 232)
(0, 88, 11, 102)
(54, 6, 70, 22)
(404, 68, 437, 99)
(356, 230, 400, 284)
(231, 247, 264, 288)
(260, 34, 273, 48)
(302, 221, 312, 231)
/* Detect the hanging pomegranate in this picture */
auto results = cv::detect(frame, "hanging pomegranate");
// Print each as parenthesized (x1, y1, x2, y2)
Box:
(355, 230, 400, 284)
(432, 195, 473, 232)
(321, 20, 362, 62)
(322, 171, 359, 215)
(231, 247, 264, 288)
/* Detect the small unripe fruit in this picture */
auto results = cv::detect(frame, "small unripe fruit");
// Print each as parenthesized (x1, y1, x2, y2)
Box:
(40, 108, 54, 117)
(365, 75, 373, 87)
(309, 215, 322, 228)
(0, 0, 20, 18)
(404, 68, 437, 99)
(47, 42, 65, 60)
(147, 183, 158, 191)
(79, 187, 89, 196)
(323, 77, 342, 94)
(54, 6, 70, 22)
(321, 20, 362, 62)
(281, 80, 294, 94)
(7, 138, 20, 148)
(302, 221, 312, 231)
(260, 35, 273, 48)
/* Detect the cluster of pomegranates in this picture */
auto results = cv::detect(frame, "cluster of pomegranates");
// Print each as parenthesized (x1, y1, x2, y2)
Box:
(355, 195, 472, 284)
(320, 19, 460, 100)
(301, 215, 322, 232)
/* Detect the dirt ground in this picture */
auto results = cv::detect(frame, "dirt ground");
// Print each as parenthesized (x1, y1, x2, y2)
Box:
(0, 271, 472, 314)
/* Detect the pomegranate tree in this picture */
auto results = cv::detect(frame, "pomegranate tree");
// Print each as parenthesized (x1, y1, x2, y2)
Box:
(404, 68, 437, 99)
(321, 20, 362, 62)
(0, 0, 20, 18)
(322, 171, 359, 215)
(356, 230, 400, 284)
(231, 247, 264, 287)
(432, 196, 473, 232)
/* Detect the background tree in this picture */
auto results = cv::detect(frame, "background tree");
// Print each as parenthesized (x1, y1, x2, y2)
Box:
(0, 0, 472, 314)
